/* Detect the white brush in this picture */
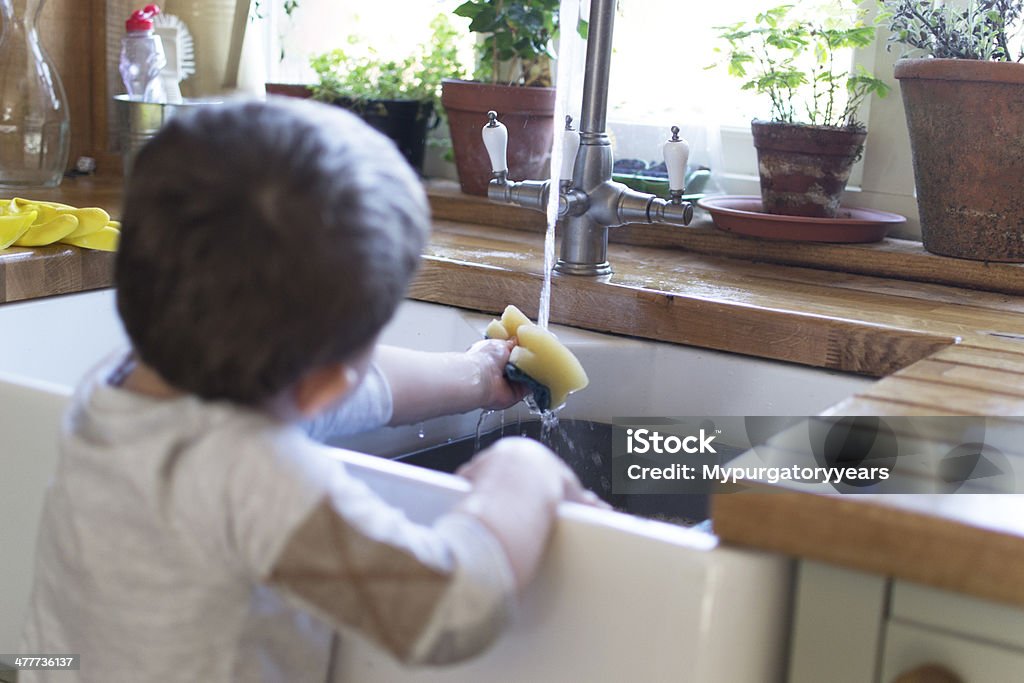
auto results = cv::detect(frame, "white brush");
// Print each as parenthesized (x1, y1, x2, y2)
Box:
(154, 13, 196, 104)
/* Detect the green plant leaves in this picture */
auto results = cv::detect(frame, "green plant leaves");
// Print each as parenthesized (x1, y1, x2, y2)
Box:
(309, 14, 464, 113)
(880, 0, 1023, 61)
(727, 51, 754, 78)
(709, 2, 889, 126)
(457, 0, 560, 86)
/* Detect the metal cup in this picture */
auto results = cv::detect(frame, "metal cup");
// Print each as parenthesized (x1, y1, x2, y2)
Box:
(113, 95, 220, 176)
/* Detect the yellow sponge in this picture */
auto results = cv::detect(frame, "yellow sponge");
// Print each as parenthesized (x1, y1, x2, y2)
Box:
(485, 319, 510, 340)
(485, 305, 532, 339)
(485, 305, 589, 411)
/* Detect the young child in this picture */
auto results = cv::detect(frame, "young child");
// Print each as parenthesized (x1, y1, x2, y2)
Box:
(21, 98, 596, 682)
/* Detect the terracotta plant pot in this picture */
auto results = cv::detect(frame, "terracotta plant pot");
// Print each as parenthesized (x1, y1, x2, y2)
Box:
(751, 120, 866, 218)
(264, 83, 313, 99)
(895, 58, 1024, 262)
(441, 79, 555, 196)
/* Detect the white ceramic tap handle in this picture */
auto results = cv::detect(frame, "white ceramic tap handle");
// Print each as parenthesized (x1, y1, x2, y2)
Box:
(561, 115, 581, 184)
(663, 125, 691, 194)
(482, 111, 509, 176)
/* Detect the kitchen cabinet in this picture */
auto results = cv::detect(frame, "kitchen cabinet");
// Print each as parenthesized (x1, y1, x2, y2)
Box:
(789, 561, 1024, 683)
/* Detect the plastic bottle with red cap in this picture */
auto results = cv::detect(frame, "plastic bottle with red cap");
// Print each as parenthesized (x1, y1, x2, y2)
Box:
(119, 4, 168, 102)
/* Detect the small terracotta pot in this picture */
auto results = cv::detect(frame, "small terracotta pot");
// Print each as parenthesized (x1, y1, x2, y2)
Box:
(895, 58, 1024, 262)
(441, 79, 555, 196)
(751, 120, 866, 218)
(264, 83, 313, 99)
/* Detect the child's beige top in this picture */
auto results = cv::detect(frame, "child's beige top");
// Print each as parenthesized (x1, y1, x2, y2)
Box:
(21, 354, 514, 682)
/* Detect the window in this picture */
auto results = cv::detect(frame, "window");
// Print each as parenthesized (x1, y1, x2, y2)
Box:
(260, 0, 920, 239)
(261, 1, 472, 85)
(602, 1, 920, 239)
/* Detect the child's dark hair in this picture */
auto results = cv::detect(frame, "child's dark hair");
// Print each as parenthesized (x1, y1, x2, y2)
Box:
(115, 98, 429, 406)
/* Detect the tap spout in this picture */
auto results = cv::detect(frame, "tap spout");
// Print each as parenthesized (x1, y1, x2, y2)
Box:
(579, 0, 616, 136)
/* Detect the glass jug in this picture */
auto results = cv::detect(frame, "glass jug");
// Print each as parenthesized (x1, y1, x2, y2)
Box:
(0, 0, 71, 188)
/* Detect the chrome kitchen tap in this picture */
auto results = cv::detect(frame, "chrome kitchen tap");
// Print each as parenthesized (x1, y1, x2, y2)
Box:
(481, 0, 694, 277)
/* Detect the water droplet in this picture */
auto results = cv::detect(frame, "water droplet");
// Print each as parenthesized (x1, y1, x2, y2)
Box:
(475, 410, 494, 452)
(417, 424, 425, 439)
(539, 410, 560, 447)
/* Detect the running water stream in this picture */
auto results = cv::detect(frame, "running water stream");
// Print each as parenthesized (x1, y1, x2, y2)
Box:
(531, 0, 586, 448)
(537, 0, 584, 331)
(477, 1, 586, 454)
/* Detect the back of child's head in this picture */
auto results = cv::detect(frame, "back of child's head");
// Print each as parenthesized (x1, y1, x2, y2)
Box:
(115, 97, 429, 406)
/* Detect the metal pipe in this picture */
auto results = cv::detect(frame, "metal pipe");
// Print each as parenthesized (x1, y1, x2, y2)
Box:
(579, 0, 616, 135)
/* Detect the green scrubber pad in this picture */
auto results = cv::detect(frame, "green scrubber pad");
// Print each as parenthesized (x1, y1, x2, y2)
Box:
(485, 305, 589, 411)
(504, 363, 552, 412)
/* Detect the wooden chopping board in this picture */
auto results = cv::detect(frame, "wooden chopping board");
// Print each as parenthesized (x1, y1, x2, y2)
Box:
(0, 176, 122, 303)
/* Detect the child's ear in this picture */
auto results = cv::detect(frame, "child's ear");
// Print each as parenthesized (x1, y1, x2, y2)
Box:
(292, 363, 360, 417)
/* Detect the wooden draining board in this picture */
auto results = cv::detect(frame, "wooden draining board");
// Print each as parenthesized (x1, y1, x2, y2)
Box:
(713, 490, 1024, 609)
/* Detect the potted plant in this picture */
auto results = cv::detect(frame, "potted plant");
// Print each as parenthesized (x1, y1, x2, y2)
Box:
(297, 15, 463, 173)
(881, 0, 1024, 261)
(713, 4, 889, 218)
(442, 0, 561, 196)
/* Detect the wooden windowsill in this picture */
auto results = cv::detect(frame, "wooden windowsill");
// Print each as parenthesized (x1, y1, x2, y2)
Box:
(426, 180, 1024, 297)
(9, 174, 1024, 299)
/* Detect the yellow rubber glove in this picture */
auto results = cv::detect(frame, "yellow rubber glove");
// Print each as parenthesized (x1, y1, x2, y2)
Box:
(8, 198, 110, 239)
(60, 225, 120, 252)
(0, 211, 38, 250)
(2, 198, 116, 251)
(14, 214, 80, 247)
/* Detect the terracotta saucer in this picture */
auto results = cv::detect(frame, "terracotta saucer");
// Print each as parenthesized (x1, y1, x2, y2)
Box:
(697, 196, 906, 243)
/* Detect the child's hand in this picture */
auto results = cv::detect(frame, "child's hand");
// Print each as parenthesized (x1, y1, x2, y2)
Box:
(375, 343, 528, 426)
(455, 437, 607, 588)
(457, 437, 606, 509)
(467, 339, 529, 411)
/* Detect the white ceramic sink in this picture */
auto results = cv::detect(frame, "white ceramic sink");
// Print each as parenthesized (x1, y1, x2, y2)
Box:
(0, 289, 873, 680)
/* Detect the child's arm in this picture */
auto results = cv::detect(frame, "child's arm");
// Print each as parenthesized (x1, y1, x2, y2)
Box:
(375, 340, 525, 426)
(301, 340, 521, 443)
(259, 436, 595, 666)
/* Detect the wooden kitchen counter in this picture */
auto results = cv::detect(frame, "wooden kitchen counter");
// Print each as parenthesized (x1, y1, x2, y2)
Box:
(0, 177, 120, 303)
(7, 175, 1024, 608)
